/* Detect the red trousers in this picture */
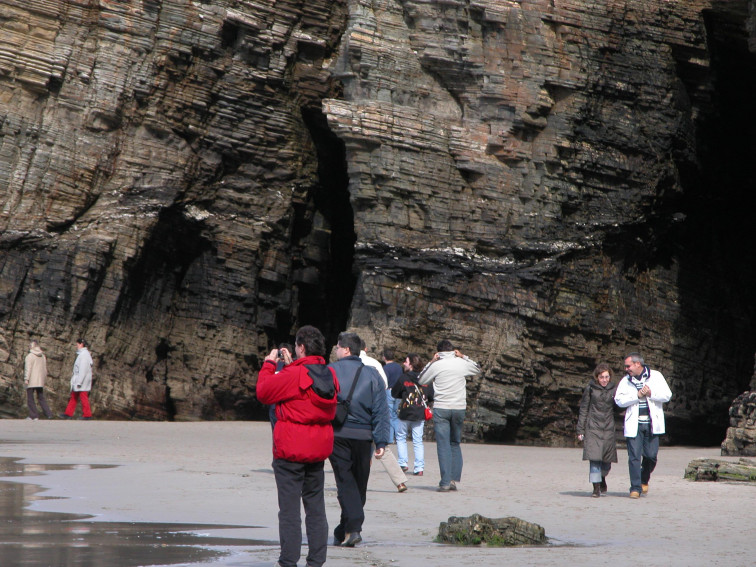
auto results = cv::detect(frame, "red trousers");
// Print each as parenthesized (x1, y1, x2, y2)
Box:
(65, 391, 92, 418)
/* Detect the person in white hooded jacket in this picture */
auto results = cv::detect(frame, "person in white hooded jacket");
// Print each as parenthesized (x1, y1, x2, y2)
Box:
(60, 338, 94, 420)
(614, 352, 672, 499)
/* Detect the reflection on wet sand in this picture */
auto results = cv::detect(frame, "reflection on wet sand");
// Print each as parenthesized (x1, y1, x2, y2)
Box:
(0, 457, 266, 567)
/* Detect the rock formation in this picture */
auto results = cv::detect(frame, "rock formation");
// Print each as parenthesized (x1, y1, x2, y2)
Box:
(721, 391, 756, 456)
(685, 457, 756, 482)
(1, 1, 755, 444)
(436, 513, 547, 546)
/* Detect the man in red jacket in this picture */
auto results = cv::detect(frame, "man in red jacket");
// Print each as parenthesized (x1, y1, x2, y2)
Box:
(257, 325, 339, 567)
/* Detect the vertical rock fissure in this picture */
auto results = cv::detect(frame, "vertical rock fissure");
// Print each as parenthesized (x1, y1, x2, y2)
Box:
(297, 107, 356, 347)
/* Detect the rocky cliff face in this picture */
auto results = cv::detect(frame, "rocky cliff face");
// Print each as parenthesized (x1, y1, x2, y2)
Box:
(1, 0, 755, 445)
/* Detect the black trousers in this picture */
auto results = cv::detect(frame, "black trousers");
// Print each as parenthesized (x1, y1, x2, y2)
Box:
(328, 437, 373, 539)
(272, 458, 328, 567)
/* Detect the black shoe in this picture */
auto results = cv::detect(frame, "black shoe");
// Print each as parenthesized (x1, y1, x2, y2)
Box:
(341, 532, 362, 547)
(413, 471, 423, 476)
(58, 413, 72, 420)
(333, 529, 345, 547)
(600, 477, 607, 493)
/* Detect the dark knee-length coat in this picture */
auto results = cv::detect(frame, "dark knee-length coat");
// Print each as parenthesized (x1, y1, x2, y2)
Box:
(577, 379, 618, 463)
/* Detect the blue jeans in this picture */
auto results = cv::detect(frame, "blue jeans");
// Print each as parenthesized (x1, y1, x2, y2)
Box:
(625, 422, 659, 493)
(396, 419, 425, 472)
(433, 408, 465, 487)
(589, 461, 611, 483)
(386, 391, 400, 443)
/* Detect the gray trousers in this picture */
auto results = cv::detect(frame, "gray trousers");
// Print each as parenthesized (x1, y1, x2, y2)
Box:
(26, 387, 52, 419)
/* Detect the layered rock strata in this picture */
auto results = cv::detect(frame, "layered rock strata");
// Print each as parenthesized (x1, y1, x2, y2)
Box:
(0, 1, 755, 444)
(721, 391, 756, 456)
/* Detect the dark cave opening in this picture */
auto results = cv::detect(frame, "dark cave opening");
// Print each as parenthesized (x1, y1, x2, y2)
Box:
(113, 206, 213, 322)
(670, 8, 756, 444)
(296, 107, 356, 349)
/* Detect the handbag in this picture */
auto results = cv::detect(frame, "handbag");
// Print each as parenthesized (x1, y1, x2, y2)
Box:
(414, 384, 433, 421)
(333, 364, 363, 427)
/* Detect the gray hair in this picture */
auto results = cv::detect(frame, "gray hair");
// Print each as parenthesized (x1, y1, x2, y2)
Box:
(625, 352, 644, 364)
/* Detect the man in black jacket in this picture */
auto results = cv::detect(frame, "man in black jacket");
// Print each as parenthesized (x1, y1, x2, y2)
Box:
(328, 331, 390, 548)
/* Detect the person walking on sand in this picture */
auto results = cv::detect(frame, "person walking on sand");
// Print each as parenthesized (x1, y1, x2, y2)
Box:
(382, 347, 403, 443)
(256, 325, 339, 567)
(328, 332, 390, 548)
(391, 353, 433, 476)
(614, 352, 672, 499)
(60, 339, 93, 420)
(418, 339, 480, 492)
(577, 363, 618, 497)
(24, 340, 53, 420)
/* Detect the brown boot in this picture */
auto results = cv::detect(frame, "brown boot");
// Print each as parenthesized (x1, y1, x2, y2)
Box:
(600, 477, 607, 493)
(592, 483, 601, 498)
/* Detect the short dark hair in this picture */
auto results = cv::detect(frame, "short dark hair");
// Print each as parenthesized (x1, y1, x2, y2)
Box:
(295, 326, 325, 357)
(77, 338, 88, 348)
(382, 347, 395, 360)
(337, 332, 362, 357)
(437, 339, 454, 352)
(406, 353, 424, 372)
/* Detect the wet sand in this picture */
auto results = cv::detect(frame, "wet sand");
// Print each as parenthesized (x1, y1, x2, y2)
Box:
(0, 420, 752, 567)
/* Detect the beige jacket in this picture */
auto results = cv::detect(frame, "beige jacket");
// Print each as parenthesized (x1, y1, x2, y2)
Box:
(24, 346, 48, 388)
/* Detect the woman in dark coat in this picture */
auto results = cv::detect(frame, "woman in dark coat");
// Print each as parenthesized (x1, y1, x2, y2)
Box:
(391, 353, 433, 475)
(577, 363, 618, 497)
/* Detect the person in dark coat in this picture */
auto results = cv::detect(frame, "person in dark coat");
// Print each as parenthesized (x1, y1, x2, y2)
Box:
(576, 363, 618, 497)
(391, 353, 433, 475)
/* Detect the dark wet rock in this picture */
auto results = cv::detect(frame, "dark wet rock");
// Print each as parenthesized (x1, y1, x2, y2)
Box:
(720, 391, 756, 456)
(684, 457, 756, 483)
(437, 513, 547, 547)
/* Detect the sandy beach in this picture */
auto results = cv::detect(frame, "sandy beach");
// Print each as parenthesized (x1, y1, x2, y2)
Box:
(0, 420, 752, 567)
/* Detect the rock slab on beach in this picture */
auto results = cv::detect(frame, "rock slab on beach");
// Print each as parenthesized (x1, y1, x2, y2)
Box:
(437, 513, 547, 546)
(684, 457, 756, 483)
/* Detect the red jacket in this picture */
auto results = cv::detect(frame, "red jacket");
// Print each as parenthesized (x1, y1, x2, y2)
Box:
(256, 355, 339, 463)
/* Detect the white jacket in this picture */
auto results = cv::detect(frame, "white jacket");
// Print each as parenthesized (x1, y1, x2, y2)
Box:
(418, 351, 480, 410)
(614, 369, 672, 436)
(359, 351, 388, 388)
(71, 347, 93, 392)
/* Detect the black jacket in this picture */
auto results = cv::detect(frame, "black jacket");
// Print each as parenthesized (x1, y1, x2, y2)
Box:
(391, 371, 433, 422)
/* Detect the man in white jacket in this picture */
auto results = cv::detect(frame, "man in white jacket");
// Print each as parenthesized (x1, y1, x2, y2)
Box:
(614, 352, 672, 498)
(418, 340, 480, 492)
